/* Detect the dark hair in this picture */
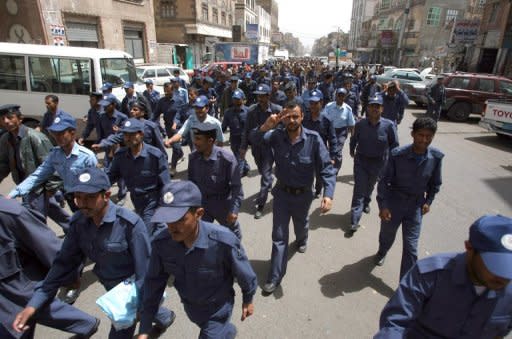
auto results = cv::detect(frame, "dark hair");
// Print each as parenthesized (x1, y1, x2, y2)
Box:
(188, 87, 199, 95)
(163, 82, 173, 89)
(45, 94, 59, 104)
(0, 108, 22, 118)
(412, 117, 437, 133)
(284, 99, 303, 113)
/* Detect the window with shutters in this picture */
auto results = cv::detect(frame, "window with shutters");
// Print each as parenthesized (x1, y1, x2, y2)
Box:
(213, 8, 219, 24)
(202, 4, 209, 21)
(161, 0, 177, 18)
(426, 7, 441, 26)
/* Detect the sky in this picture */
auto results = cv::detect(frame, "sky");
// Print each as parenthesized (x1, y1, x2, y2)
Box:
(277, 0, 354, 50)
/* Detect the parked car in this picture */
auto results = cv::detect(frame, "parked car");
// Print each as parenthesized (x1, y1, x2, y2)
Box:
(136, 64, 190, 86)
(443, 72, 512, 122)
(479, 98, 512, 138)
(376, 68, 428, 106)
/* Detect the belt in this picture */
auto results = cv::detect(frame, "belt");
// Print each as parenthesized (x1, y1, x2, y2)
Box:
(276, 181, 310, 195)
(392, 189, 424, 199)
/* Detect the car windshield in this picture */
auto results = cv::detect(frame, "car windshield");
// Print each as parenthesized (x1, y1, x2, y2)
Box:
(100, 57, 138, 87)
(135, 68, 144, 77)
(499, 81, 512, 95)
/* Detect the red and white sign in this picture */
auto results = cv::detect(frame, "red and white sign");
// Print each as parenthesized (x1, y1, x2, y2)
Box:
(230, 47, 251, 61)
(486, 102, 512, 123)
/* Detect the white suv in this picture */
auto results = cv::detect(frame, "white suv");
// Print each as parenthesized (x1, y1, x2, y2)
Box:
(136, 65, 190, 86)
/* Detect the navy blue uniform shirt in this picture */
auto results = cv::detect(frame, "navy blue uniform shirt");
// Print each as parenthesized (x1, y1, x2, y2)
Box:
(349, 117, 399, 158)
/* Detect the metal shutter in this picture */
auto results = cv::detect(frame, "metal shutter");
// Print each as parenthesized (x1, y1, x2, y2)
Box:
(66, 23, 98, 42)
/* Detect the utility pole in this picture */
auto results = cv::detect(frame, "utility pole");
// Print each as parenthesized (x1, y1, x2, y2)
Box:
(395, 0, 412, 66)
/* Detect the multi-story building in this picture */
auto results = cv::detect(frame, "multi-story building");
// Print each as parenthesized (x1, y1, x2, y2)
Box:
(1, 0, 158, 63)
(233, 0, 271, 62)
(470, 0, 512, 76)
(154, 0, 236, 68)
(349, 0, 378, 54)
(359, 0, 483, 70)
(258, 0, 279, 33)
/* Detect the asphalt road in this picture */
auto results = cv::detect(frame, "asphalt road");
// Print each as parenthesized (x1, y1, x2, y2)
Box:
(2, 106, 512, 338)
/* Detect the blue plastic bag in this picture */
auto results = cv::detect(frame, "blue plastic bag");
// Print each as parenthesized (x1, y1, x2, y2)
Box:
(96, 276, 138, 330)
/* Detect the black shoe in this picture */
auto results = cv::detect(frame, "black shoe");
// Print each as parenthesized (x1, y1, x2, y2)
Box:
(374, 253, 386, 266)
(151, 311, 176, 338)
(71, 318, 100, 338)
(363, 205, 371, 214)
(263, 282, 278, 294)
(62, 288, 81, 305)
(314, 189, 321, 199)
(298, 243, 307, 253)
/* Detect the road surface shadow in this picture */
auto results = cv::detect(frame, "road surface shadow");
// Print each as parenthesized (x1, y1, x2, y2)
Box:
(465, 135, 512, 153)
(318, 255, 395, 299)
(482, 177, 512, 208)
(337, 174, 354, 186)
(239, 191, 273, 216)
(310, 209, 351, 232)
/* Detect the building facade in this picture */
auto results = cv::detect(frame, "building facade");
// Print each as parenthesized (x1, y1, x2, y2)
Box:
(358, 0, 484, 70)
(1, 0, 158, 63)
(154, 0, 236, 68)
(349, 0, 378, 53)
(470, 0, 512, 76)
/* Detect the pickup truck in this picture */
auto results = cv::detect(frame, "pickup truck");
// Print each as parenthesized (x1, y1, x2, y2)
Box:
(479, 99, 512, 138)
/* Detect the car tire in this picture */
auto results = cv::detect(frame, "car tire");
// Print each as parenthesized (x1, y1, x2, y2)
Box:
(447, 102, 471, 122)
(496, 133, 511, 140)
(415, 101, 425, 107)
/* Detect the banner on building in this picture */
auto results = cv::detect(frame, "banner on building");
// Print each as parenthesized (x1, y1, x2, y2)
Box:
(452, 20, 479, 44)
(214, 44, 259, 64)
(381, 30, 393, 47)
(246, 24, 259, 40)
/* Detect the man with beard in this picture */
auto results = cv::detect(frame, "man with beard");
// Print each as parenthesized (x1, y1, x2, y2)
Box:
(381, 81, 409, 125)
(239, 73, 257, 105)
(242, 84, 282, 219)
(106, 118, 170, 234)
(251, 100, 336, 294)
(375, 215, 512, 339)
(374, 117, 443, 279)
(13, 167, 175, 339)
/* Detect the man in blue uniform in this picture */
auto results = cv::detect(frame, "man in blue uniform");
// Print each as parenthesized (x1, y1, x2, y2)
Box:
(13, 167, 175, 339)
(3, 197, 99, 339)
(318, 73, 334, 107)
(375, 117, 444, 279)
(283, 82, 306, 113)
(251, 100, 336, 294)
(78, 92, 103, 145)
(425, 76, 446, 122)
(343, 78, 360, 118)
(94, 100, 167, 157)
(121, 82, 151, 118)
(360, 75, 382, 116)
(96, 96, 129, 203)
(138, 181, 257, 339)
(381, 81, 409, 125)
(375, 215, 512, 339)
(301, 77, 318, 112)
(8, 113, 98, 212)
(243, 84, 282, 219)
(349, 95, 399, 233)
(199, 76, 218, 117)
(301, 90, 338, 197)
(38, 94, 66, 144)
(142, 79, 160, 113)
(239, 73, 257, 105)
(222, 89, 250, 176)
(165, 96, 224, 167)
(324, 88, 356, 174)
(106, 118, 171, 234)
(270, 78, 287, 107)
(188, 123, 243, 239)
(153, 82, 185, 175)
(171, 77, 189, 106)
(101, 82, 122, 111)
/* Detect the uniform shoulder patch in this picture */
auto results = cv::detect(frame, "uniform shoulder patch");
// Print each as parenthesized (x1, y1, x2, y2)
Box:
(391, 145, 409, 156)
(208, 227, 239, 248)
(116, 206, 141, 225)
(146, 144, 163, 157)
(416, 253, 455, 274)
(429, 147, 445, 159)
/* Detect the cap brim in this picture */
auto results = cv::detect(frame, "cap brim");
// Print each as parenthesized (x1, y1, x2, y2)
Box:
(67, 184, 105, 194)
(309, 98, 322, 102)
(151, 206, 189, 224)
(368, 101, 382, 105)
(48, 125, 71, 132)
(481, 252, 512, 279)
(192, 104, 207, 108)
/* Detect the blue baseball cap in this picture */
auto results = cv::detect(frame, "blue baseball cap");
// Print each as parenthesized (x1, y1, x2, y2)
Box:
(470, 215, 512, 279)
(370, 75, 377, 81)
(101, 82, 113, 91)
(68, 167, 111, 194)
(47, 112, 76, 132)
(151, 181, 203, 223)
(308, 90, 324, 102)
(192, 95, 209, 108)
(192, 121, 217, 137)
(232, 89, 245, 100)
(253, 84, 271, 95)
(123, 81, 134, 89)
(230, 75, 240, 82)
(368, 94, 383, 105)
(203, 76, 214, 84)
(335, 88, 348, 96)
(0, 104, 21, 115)
(144, 79, 154, 84)
(120, 118, 144, 133)
(245, 73, 252, 78)
(99, 95, 117, 106)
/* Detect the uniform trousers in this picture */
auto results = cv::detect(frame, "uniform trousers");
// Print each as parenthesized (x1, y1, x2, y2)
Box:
(251, 147, 273, 208)
(377, 195, 424, 279)
(268, 187, 313, 284)
(185, 301, 236, 339)
(202, 198, 242, 239)
(24, 191, 71, 233)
